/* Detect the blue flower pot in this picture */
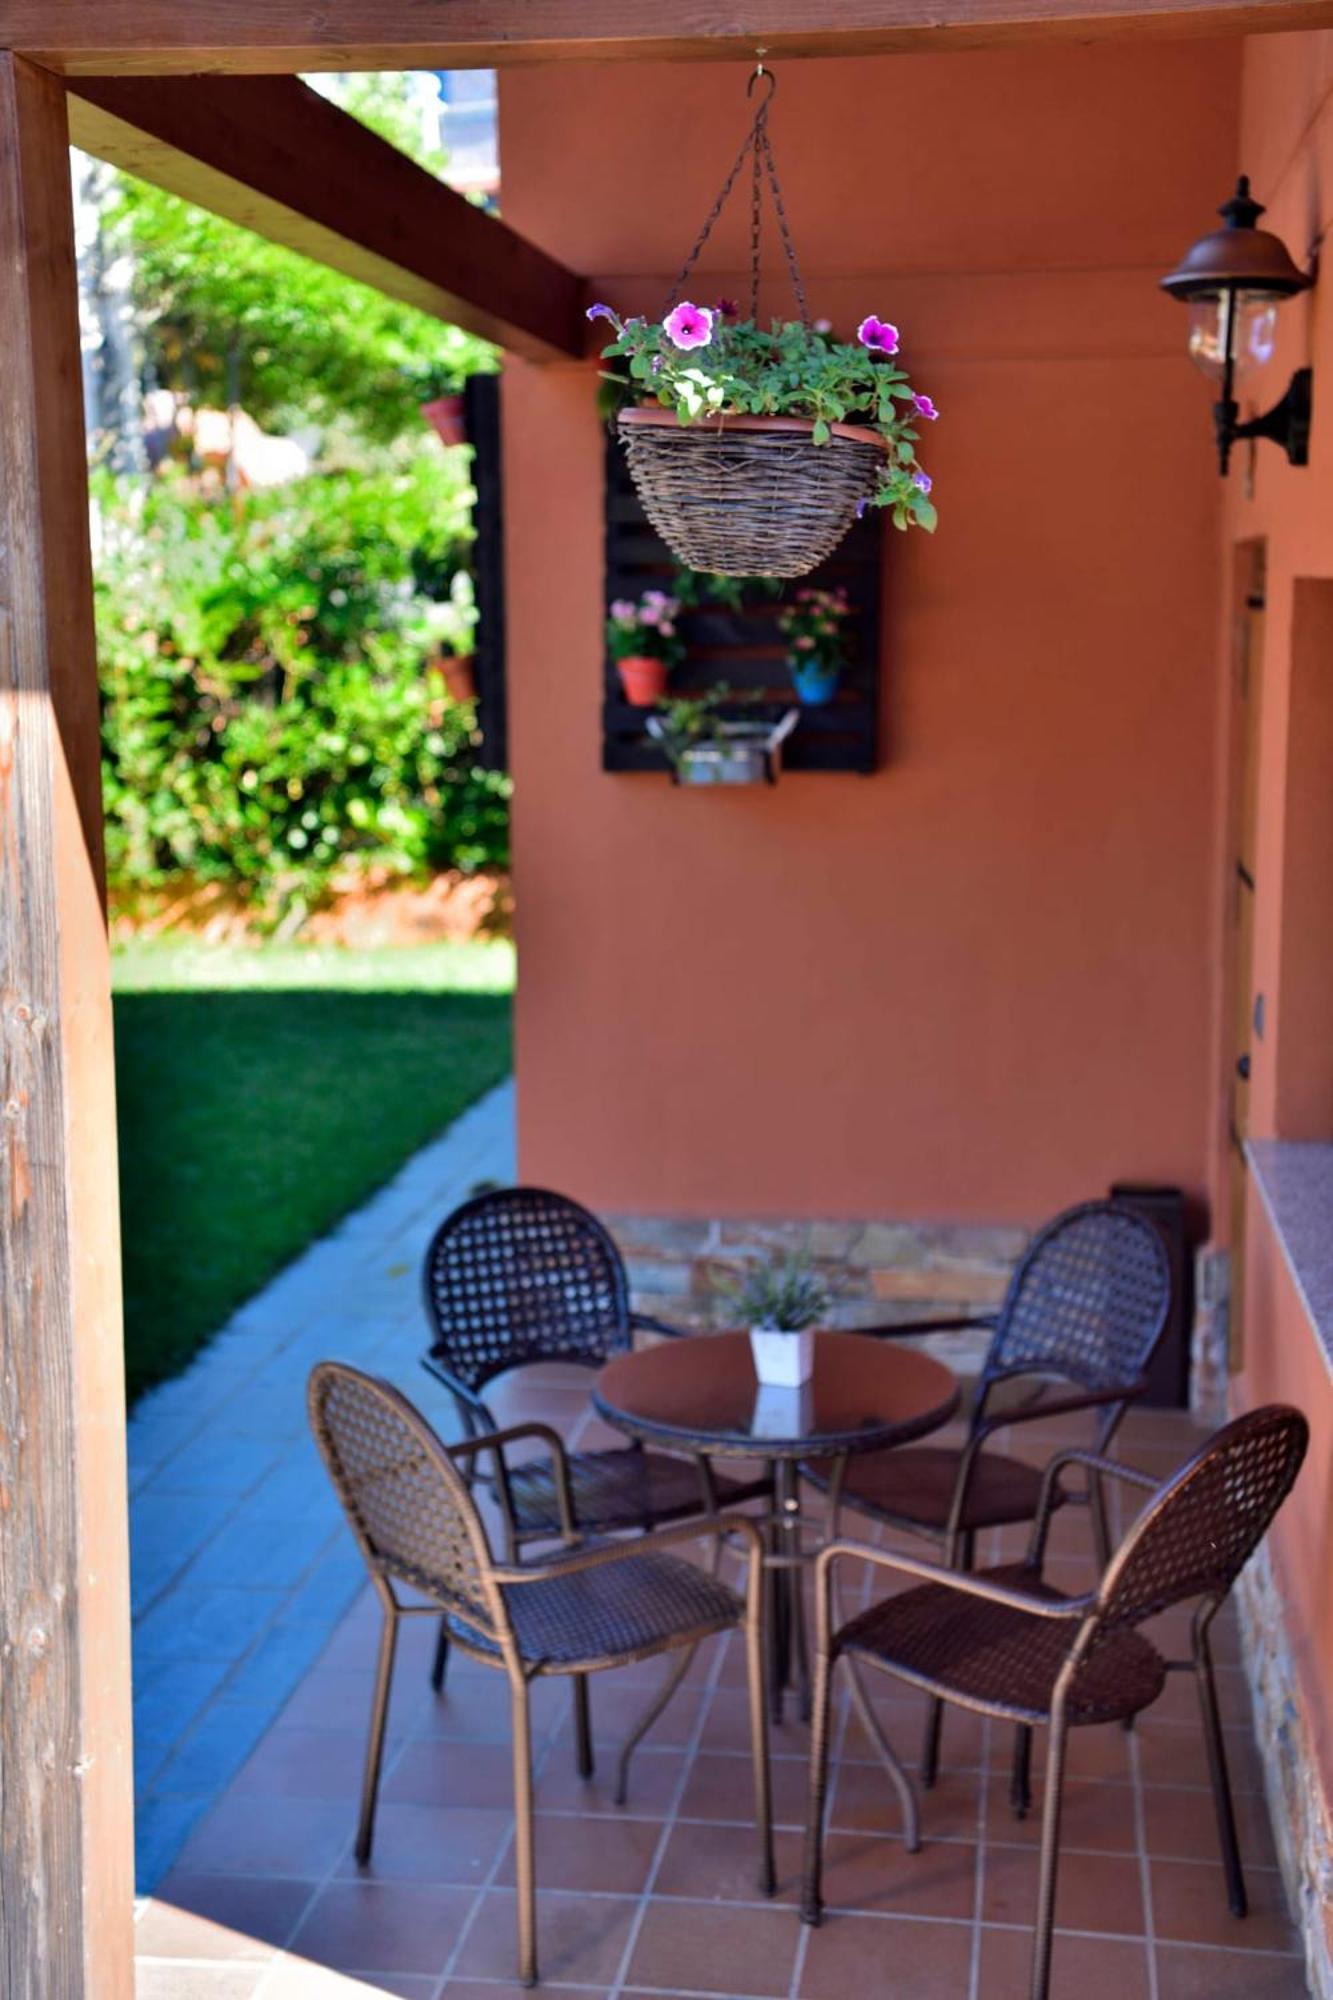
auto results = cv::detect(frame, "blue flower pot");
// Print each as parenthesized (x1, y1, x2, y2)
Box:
(789, 659, 841, 706)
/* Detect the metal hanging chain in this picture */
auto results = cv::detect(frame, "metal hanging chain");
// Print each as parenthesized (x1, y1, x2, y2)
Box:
(663, 66, 810, 327)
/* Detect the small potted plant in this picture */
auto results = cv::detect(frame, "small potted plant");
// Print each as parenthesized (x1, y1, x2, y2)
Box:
(778, 586, 854, 705)
(647, 685, 798, 786)
(723, 1254, 831, 1387)
(607, 589, 685, 706)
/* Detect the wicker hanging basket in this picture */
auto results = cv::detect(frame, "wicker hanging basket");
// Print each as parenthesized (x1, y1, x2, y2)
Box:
(618, 409, 885, 578)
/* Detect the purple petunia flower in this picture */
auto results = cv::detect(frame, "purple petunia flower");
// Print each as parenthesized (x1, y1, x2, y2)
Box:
(912, 471, 933, 494)
(855, 499, 869, 519)
(586, 302, 619, 326)
(715, 297, 740, 319)
(856, 315, 899, 356)
(663, 302, 716, 351)
(913, 394, 939, 421)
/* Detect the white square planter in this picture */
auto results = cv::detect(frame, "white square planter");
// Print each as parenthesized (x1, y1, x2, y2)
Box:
(749, 1325, 816, 1387)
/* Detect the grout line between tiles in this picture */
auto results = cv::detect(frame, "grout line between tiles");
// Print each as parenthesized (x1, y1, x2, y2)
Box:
(1127, 1719, 1161, 2000)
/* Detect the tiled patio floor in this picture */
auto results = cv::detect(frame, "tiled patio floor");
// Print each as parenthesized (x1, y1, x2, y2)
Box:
(134, 1391, 1312, 1999)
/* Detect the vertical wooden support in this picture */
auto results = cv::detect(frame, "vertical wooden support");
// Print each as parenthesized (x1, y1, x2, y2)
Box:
(0, 53, 135, 1999)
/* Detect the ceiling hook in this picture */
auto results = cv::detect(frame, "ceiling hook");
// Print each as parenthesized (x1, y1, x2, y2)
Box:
(747, 62, 777, 107)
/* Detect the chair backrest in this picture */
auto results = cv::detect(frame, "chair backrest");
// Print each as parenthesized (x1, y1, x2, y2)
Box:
(982, 1200, 1172, 1401)
(421, 1185, 632, 1393)
(1094, 1403, 1308, 1633)
(308, 1360, 506, 1643)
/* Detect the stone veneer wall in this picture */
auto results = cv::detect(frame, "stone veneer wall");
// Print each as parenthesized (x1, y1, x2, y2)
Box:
(1236, 1542, 1333, 2000)
(606, 1214, 1029, 1378)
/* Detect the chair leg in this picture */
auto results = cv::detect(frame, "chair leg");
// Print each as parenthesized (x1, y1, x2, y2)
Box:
(1029, 1707, 1070, 2000)
(1088, 1469, 1112, 1575)
(1010, 1723, 1033, 1820)
(512, 1676, 538, 1988)
(614, 1641, 695, 1807)
(355, 1602, 399, 1865)
(571, 1672, 594, 1780)
(746, 1604, 776, 1897)
(921, 1530, 973, 1790)
(1196, 1630, 1247, 1918)
(800, 1646, 836, 1926)
(430, 1614, 450, 1694)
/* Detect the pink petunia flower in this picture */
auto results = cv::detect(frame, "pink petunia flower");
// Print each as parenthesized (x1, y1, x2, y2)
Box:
(663, 302, 716, 351)
(610, 599, 636, 620)
(856, 315, 899, 356)
(913, 395, 939, 421)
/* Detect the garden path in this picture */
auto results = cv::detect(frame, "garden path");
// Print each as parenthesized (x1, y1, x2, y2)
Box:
(128, 1077, 515, 1889)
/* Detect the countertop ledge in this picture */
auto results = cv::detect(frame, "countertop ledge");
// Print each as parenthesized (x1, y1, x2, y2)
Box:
(1245, 1139, 1333, 1385)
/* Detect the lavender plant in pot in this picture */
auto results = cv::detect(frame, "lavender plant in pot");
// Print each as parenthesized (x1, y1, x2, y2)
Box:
(724, 1254, 831, 1387)
(606, 588, 685, 705)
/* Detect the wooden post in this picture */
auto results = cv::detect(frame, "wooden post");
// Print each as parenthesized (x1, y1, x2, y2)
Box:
(0, 52, 134, 1999)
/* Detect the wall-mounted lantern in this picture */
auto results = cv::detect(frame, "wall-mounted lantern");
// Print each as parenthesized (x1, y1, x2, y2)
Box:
(1161, 177, 1313, 477)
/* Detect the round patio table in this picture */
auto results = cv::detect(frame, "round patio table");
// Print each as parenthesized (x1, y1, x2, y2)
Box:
(593, 1330, 959, 1841)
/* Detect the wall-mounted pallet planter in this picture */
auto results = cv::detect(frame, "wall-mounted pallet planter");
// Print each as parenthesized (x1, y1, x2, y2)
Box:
(602, 430, 883, 776)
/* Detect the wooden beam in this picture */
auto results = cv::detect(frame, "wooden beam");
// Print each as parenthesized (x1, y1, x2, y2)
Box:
(0, 52, 134, 2000)
(67, 76, 584, 361)
(4, 0, 1333, 74)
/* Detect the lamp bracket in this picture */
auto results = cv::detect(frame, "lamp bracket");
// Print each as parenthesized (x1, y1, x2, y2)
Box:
(1213, 367, 1312, 476)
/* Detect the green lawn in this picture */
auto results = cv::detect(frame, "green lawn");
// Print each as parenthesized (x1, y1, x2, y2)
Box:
(113, 937, 514, 1402)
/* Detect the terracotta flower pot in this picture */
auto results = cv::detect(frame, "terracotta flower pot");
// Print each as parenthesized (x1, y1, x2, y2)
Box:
(439, 653, 477, 703)
(617, 654, 669, 706)
(421, 394, 467, 447)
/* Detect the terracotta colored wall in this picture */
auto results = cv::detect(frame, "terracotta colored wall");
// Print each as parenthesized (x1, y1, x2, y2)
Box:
(1224, 28, 1333, 1812)
(499, 45, 1237, 1223)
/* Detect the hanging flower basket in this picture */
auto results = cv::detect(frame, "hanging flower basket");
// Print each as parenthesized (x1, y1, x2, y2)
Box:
(593, 67, 938, 580)
(616, 410, 886, 579)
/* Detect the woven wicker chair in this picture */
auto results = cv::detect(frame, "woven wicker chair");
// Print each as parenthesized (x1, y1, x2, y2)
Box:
(803, 1199, 1172, 1785)
(310, 1361, 773, 1988)
(802, 1403, 1308, 2000)
(422, 1186, 770, 1696)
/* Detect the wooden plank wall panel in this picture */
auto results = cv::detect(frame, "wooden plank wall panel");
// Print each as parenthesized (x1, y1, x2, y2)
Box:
(465, 373, 509, 774)
(0, 54, 134, 2000)
(602, 431, 883, 775)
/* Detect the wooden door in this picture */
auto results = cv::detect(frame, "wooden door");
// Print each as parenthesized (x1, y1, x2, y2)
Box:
(1227, 546, 1264, 1371)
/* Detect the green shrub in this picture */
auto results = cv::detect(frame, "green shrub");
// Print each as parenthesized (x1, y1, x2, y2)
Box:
(95, 449, 509, 921)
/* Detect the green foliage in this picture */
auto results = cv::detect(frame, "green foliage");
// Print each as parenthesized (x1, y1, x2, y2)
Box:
(95, 451, 509, 921)
(106, 74, 496, 445)
(596, 306, 938, 530)
(720, 1253, 831, 1331)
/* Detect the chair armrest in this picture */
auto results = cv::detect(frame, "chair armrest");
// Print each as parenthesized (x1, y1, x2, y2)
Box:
(630, 1311, 690, 1340)
(854, 1314, 998, 1340)
(448, 1421, 578, 1545)
(972, 1375, 1147, 1442)
(1026, 1446, 1160, 1569)
(491, 1509, 763, 1585)
(814, 1537, 1094, 1647)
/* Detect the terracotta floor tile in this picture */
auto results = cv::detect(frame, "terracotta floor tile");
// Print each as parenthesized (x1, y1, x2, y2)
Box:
(1154, 1941, 1311, 1999)
(830, 1759, 981, 1842)
(1142, 1782, 1279, 1870)
(547, 1674, 708, 1751)
(494, 1812, 661, 1895)
(141, 1874, 312, 1958)
(382, 1738, 516, 1812)
(233, 1727, 373, 1803)
(333, 1803, 510, 1886)
(277, 1668, 426, 1740)
(286, 1880, 476, 1977)
(453, 1888, 637, 1986)
(176, 1796, 351, 1879)
(445, 1983, 606, 2000)
(1149, 1856, 1299, 1953)
(701, 1685, 815, 1759)
(1023, 1723, 1133, 1785)
(1136, 1720, 1264, 1794)
(680, 1749, 809, 1827)
(983, 1775, 1138, 1852)
(817, 1830, 976, 1918)
(981, 1843, 1144, 1936)
(655, 1820, 805, 1905)
(1149, 1664, 1253, 1729)
(627, 1898, 799, 1997)
(534, 1743, 683, 1816)
(798, 1912, 973, 1997)
(975, 1924, 1153, 2000)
